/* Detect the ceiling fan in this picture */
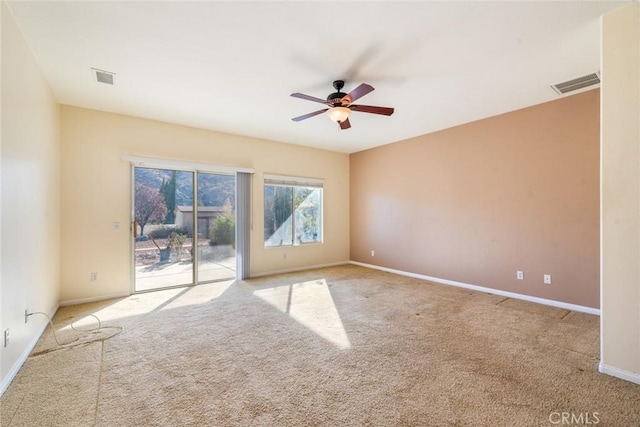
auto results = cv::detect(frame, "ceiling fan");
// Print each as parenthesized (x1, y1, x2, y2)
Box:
(290, 80, 394, 130)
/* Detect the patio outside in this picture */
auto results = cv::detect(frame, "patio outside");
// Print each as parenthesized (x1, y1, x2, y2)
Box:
(135, 236, 235, 292)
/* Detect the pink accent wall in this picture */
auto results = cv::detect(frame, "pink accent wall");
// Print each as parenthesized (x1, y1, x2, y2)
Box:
(350, 89, 600, 308)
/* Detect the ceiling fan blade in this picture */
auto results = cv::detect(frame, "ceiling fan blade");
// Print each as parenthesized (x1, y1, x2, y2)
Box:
(339, 118, 351, 130)
(350, 104, 394, 116)
(290, 92, 328, 104)
(344, 83, 374, 104)
(292, 108, 329, 122)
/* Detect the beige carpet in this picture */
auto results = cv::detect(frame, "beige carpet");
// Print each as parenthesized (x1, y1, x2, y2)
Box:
(1, 265, 639, 426)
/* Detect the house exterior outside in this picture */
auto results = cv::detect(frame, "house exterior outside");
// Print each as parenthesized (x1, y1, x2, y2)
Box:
(175, 206, 224, 236)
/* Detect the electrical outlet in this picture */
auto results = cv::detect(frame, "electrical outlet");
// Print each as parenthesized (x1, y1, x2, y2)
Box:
(25, 309, 29, 324)
(371, 250, 375, 257)
(91, 272, 98, 282)
(4, 329, 9, 347)
(282, 253, 287, 260)
(544, 274, 552, 285)
(516, 271, 524, 280)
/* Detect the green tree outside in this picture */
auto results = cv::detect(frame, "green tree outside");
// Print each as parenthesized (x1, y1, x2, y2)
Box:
(210, 199, 235, 247)
(160, 170, 177, 224)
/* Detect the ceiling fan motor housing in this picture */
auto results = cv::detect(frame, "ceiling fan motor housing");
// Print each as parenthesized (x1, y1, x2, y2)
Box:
(327, 80, 348, 106)
(327, 92, 346, 104)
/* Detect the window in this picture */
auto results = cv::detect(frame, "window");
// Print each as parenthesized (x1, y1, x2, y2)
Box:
(264, 175, 323, 247)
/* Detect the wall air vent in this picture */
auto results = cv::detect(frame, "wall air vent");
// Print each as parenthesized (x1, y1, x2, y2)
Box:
(551, 72, 600, 95)
(91, 68, 115, 85)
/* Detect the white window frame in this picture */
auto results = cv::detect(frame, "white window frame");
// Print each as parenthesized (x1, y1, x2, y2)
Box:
(263, 174, 324, 248)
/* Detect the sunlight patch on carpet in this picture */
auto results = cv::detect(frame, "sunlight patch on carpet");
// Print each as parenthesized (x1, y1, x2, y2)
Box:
(90, 280, 234, 322)
(253, 279, 351, 349)
(89, 288, 190, 322)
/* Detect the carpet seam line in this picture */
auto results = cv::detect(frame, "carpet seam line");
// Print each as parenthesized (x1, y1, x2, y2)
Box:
(93, 341, 105, 426)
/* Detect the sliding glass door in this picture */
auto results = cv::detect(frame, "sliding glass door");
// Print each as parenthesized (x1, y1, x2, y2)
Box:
(133, 167, 236, 292)
(133, 167, 194, 291)
(195, 172, 236, 283)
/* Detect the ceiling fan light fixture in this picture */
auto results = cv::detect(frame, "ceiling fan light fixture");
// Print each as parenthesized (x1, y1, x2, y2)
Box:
(327, 106, 351, 123)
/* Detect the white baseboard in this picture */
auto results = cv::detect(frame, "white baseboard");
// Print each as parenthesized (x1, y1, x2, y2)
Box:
(250, 261, 350, 278)
(599, 362, 640, 385)
(0, 304, 59, 397)
(350, 261, 600, 315)
(62, 263, 352, 302)
(59, 291, 131, 307)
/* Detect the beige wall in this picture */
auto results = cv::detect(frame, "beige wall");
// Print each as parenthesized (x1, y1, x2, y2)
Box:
(351, 90, 600, 309)
(601, 3, 640, 383)
(60, 106, 349, 302)
(1, 2, 61, 387)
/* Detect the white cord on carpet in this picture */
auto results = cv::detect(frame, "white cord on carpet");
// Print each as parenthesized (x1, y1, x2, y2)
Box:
(27, 311, 124, 351)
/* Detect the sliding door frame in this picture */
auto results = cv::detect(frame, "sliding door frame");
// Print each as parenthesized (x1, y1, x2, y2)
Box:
(125, 156, 254, 293)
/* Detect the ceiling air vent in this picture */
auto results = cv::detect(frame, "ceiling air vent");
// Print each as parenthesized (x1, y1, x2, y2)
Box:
(91, 68, 115, 85)
(551, 72, 600, 95)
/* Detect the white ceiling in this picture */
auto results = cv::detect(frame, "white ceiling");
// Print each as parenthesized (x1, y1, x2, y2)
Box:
(6, 1, 626, 154)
